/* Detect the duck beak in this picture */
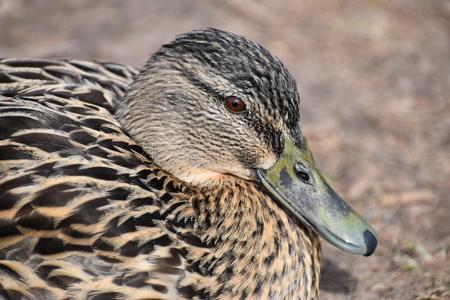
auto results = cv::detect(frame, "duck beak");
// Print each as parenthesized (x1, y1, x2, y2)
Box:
(256, 138, 377, 256)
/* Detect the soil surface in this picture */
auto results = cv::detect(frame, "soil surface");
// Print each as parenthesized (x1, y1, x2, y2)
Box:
(0, 0, 449, 299)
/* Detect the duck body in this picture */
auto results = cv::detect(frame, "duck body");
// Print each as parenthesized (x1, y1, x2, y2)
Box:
(0, 58, 320, 299)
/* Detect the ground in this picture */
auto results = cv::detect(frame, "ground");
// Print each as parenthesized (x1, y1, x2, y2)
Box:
(0, 0, 449, 299)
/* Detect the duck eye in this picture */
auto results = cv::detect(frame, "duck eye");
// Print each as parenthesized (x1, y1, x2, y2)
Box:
(225, 96, 246, 113)
(294, 164, 311, 183)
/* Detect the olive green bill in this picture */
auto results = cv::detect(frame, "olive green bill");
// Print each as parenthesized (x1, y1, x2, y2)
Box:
(256, 137, 377, 256)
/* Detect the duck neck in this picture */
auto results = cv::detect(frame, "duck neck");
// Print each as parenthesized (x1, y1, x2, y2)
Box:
(183, 176, 321, 299)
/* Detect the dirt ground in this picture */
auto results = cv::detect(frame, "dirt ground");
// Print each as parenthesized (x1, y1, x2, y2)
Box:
(0, 0, 449, 299)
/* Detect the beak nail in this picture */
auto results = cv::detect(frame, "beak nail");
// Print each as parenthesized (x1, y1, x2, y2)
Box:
(363, 230, 377, 256)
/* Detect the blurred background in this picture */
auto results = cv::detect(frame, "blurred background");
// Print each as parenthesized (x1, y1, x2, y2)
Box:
(0, 0, 448, 299)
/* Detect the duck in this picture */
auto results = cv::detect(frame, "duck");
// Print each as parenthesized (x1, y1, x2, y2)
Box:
(0, 28, 377, 300)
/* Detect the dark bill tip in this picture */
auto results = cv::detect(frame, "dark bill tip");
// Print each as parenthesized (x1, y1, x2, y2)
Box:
(363, 230, 377, 256)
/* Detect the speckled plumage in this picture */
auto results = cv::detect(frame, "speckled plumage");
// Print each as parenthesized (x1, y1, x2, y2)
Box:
(0, 29, 324, 299)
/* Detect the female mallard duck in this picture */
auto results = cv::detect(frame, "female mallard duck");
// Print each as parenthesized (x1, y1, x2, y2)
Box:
(0, 28, 376, 299)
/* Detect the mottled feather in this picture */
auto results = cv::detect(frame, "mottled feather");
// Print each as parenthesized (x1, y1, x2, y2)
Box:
(0, 33, 321, 299)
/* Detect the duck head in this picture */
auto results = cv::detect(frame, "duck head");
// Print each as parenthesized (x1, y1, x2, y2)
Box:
(118, 28, 377, 256)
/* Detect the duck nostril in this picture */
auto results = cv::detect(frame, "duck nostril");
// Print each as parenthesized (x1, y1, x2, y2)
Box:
(298, 171, 309, 182)
(294, 164, 310, 183)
